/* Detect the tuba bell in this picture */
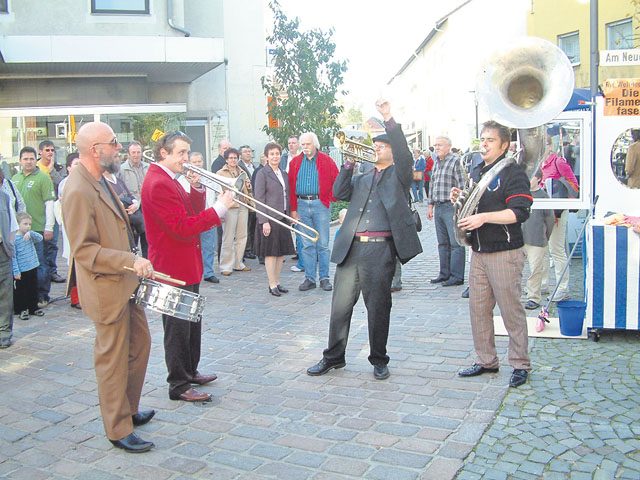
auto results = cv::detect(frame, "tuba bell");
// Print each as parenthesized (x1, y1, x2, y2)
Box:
(453, 37, 575, 246)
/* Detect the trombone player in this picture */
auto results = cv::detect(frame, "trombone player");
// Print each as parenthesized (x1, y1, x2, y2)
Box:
(306, 100, 422, 381)
(452, 120, 533, 388)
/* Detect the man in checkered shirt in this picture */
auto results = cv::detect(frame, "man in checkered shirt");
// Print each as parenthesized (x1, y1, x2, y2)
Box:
(427, 136, 466, 287)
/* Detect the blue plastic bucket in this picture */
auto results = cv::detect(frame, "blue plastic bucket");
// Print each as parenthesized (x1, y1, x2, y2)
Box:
(557, 300, 586, 336)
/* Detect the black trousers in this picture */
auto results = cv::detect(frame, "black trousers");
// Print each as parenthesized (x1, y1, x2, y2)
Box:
(14, 268, 39, 314)
(162, 283, 202, 397)
(245, 211, 256, 254)
(323, 241, 396, 366)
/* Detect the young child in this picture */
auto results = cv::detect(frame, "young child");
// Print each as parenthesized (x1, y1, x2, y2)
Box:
(12, 212, 44, 320)
(521, 177, 555, 310)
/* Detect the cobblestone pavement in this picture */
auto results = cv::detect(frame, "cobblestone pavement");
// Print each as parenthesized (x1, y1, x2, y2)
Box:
(1, 203, 638, 479)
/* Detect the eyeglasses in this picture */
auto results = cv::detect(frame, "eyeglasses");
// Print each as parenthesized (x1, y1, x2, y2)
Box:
(92, 137, 120, 148)
(373, 144, 388, 151)
(159, 131, 188, 146)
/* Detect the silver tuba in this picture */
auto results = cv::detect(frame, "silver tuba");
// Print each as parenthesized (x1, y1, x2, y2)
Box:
(453, 37, 575, 247)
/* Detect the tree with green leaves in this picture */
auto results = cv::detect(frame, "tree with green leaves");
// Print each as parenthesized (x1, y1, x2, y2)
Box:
(262, 0, 347, 148)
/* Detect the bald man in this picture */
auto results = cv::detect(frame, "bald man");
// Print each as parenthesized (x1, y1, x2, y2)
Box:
(62, 122, 156, 453)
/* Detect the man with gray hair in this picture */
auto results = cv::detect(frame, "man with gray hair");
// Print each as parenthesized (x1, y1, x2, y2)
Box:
(427, 135, 466, 287)
(288, 132, 339, 291)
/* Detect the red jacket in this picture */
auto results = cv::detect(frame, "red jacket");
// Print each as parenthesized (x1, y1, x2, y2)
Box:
(288, 150, 339, 212)
(141, 164, 221, 285)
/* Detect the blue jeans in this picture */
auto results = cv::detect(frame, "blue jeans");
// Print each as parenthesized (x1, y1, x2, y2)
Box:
(44, 222, 60, 275)
(35, 232, 51, 301)
(411, 180, 425, 202)
(295, 225, 304, 270)
(298, 199, 330, 282)
(434, 202, 465, 282)
(201, 227, 217, 279)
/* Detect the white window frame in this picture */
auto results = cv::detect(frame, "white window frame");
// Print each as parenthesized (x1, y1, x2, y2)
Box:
(91, 0, 149, 15)
(558, 31, 580, 66)
(607, 18, 633, 50)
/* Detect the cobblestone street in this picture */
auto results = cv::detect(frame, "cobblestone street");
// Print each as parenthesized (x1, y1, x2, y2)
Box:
(1, 203, 638, 479)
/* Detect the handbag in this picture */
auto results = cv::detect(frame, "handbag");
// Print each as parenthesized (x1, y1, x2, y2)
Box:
(412, 170, 424, 182)
(410, 200, 422, 232)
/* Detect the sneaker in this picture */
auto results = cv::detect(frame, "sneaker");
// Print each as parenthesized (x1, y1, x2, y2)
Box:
(0, 338, 12, 349)
(290, 265, 304, 272)
(299, 278, 317, 291)
(50, 273, 66, 283)
(19, 310, 29, 321)
(524, 300, 540, 310)
(37, 299, 48, 309)
(320, 279, 332, 291)
(32, 310, 45, 317)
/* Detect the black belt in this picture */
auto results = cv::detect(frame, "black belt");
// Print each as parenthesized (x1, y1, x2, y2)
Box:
(297, 194, 319, 200)
(355, 236, 393, 243)
(434, 201, 450, 205)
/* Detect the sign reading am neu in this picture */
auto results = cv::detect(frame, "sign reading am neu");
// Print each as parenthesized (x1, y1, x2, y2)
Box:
(600, 49, 640, 67)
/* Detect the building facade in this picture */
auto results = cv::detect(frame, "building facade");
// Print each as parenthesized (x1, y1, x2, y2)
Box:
(387, 0, 529, 151)
(0, 0, 269, 170)
(527, 0, 639, 88)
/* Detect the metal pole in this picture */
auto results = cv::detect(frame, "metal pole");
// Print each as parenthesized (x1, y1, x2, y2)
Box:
(589, 0, 598, 212)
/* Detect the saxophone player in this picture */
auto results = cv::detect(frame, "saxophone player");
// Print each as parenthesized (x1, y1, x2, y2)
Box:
(451, 120, 533, 388)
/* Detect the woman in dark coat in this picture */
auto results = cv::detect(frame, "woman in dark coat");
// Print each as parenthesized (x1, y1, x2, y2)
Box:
(254, 142, 294, 296)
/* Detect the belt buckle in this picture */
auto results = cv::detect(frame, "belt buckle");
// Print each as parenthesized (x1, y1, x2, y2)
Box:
(360, 235, 370, 242)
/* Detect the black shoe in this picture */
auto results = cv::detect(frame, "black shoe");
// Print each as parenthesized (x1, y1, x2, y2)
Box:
(443, 278, 464, 287)
(109, 432, 154, 453)
(299, 279, 317, 291)
(373, 364, 390, 380)
(204, 276, 220, 284)
(277, 285, 289, 293)
(458, 363, 499, 377)
(306, 358, 346, 376)
(461, 287, 470, 299)
(244, 252, 257, 260)
(509, 369, 529, 388)
(269, 287, 281, 297)
(51, 273, 66, 283)
(430, 276, 449, 284)
(524, 300, 540, 310)
(259, 257, 265, 265)
(132, 409, 156, 426)
(320, 279, 332, 291)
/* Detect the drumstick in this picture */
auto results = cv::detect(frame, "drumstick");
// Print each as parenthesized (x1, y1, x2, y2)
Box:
(123, 266, 187, 286)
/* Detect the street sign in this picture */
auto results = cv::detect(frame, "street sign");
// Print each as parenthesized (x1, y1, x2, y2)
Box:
(600, 49, 640, 67)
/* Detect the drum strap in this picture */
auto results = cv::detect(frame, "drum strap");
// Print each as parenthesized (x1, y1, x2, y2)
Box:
(100, 177, 139, 254)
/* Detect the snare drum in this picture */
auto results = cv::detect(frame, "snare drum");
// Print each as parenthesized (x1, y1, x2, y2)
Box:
(133, 278, 205, 323)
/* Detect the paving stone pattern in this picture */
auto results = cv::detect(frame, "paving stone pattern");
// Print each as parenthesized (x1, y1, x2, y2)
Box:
(1, 202, 638, 479)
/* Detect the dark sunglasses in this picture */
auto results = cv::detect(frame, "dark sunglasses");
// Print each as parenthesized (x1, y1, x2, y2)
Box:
(158, 131, 189, 147)
(92, 136, 120, 148)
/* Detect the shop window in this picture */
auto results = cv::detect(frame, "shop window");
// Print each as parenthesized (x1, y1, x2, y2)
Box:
(91, 0, 149, 14)
(558, 32, 580, 66)
(607, 18, 633, 50)
(0, 0, 8, 13)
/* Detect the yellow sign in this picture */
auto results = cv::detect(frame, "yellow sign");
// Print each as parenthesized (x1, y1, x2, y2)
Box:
(151, 129, 165, 141)
(603, 78, 640, 116)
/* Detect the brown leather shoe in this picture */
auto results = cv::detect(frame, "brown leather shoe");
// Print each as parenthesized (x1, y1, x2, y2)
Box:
(191, 373, 218, 385)
(170, 388, 212, 402)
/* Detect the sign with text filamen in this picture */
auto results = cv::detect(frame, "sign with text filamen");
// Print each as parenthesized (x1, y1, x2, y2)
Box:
(600, 49, 640, 67)
(602, 78, 640, 116)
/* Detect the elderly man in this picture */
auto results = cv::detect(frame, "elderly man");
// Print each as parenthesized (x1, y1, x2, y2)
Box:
(12, 147, 56, 308)
(289, 132, 339, 291)
(238, 145, 258, 260)
(142, 132, 234, 403)
(62, 122, 156, 452)
(306, 100, 422, 380)
(453, 120, 533, 388)
(119, 141, 149, 257)
(427, 136, 466, 287)
(211, 139, 232, 174)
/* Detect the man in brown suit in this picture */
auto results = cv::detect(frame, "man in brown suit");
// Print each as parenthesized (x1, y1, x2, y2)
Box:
(62, 122, 156, 453)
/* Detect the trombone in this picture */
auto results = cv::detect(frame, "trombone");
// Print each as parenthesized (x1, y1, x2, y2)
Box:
(142, 150, 319, 243)
(334, 131, 377, 164)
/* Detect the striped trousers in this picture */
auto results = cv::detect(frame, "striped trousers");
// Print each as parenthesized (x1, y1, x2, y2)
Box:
(469, 248, 531, 371)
